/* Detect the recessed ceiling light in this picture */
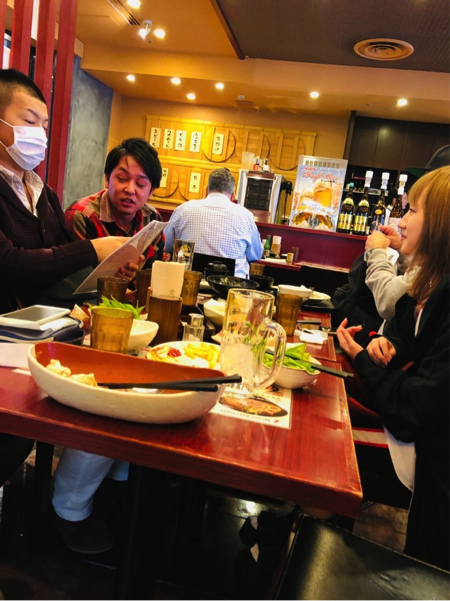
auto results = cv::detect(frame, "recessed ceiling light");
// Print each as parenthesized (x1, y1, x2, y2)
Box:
(126, 74, 136, 82)
(187, 93, 196, 100)
(171, 77, 181, 85)
(310, 91, 319, 99)
(127, 0, 140, 8)
(153, 28, 165, 39)
(397, 98, 408, 106)
(215, 82, 225, 90)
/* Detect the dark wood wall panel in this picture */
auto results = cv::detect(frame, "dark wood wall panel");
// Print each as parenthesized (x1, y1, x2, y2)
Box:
(350, 117, 449, 172)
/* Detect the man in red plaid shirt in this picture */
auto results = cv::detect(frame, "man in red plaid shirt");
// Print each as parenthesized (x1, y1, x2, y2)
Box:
(66, 138, 165, 272)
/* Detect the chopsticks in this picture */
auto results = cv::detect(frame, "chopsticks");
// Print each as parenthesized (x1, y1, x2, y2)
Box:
(97, 373, 242, 392)
(265, 350, 353, 379)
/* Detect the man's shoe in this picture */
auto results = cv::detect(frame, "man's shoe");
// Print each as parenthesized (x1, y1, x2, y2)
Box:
(53, 511, 114, 554)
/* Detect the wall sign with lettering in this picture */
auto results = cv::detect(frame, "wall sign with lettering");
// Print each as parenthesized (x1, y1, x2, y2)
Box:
(150, 127, 161, 148)
(189, 172, 202, 193)
(175, 130, 186, 151)
(163, 129, 174, 150)
(160, 167, 168, 188)
(212, 133, 224, 155)
(190, 132, 202, 153)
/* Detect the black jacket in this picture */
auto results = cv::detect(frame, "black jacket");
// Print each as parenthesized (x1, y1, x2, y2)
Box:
(352, 276, 449, 570)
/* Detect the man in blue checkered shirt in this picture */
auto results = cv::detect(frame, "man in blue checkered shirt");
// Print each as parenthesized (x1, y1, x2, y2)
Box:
(164, 168, 263, 277)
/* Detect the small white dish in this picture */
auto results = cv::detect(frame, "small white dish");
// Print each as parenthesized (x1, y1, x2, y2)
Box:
(127, 320, 159, 352)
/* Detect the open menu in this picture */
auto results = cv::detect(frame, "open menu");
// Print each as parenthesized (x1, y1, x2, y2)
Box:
(74, 220, 166, 295)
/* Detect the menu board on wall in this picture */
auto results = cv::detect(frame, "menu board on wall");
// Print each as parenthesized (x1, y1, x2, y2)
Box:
(289, 156, 348, 232)
(175, 130, 186, 151)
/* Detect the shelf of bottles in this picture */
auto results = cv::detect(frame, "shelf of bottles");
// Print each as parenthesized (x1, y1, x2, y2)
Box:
(337, 171, 407, 236)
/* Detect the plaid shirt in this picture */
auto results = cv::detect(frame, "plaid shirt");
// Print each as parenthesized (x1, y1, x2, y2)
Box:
(164, 193, 263, 277)
(65, 190, 165, 267)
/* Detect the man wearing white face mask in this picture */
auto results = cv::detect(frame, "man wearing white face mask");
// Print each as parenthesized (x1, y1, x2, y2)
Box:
(0, 69, 141, 312)
(0, 69, 140, 555)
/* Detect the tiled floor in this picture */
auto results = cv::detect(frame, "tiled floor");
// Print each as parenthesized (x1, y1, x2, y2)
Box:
(0, 447, 408, 600)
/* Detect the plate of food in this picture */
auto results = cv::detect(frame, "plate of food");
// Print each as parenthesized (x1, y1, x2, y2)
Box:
(145, 340, 221, 369)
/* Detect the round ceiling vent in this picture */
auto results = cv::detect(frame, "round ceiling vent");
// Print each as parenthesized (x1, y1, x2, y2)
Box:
(354, 38, 414, 61)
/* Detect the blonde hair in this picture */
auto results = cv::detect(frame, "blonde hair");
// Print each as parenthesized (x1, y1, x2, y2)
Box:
(406, 166, 450, 302)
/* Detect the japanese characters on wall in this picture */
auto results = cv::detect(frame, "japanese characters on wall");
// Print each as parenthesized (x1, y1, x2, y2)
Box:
(145, 115, 317, 207)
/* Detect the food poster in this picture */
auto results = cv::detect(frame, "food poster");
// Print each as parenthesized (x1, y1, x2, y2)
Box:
(211, 384, 293, 429)
(289, 157, 348, 232)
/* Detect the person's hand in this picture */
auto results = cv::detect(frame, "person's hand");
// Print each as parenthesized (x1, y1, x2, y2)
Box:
(116, 260, 142, 283)
(336, 318, 364, 360)
(377, 225, 402, 250)
(366, 336, 396, 367)
(91, 237, 127, 263)
(365, 230, 390, 250)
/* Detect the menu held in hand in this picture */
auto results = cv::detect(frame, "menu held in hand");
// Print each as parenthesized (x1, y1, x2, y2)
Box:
(74, 220, 166, 295)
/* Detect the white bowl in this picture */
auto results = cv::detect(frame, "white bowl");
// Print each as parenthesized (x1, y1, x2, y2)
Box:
(275, 355, 321, 389)
(127, 319, 159, 352)
(28, 342, 225, 424)
(203, 298, 227, 328)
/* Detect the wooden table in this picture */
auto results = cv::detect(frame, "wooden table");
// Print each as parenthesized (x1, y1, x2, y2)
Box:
(0, 344, 361, 597)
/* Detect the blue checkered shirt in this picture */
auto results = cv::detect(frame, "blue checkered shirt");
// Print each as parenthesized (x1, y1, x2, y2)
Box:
(164, 193, 263, 277)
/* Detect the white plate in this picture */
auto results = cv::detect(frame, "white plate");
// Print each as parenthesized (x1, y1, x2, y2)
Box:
(203, 298, 227, 328)
(309, 291, 331, 301)
(146, 340, 221, 369)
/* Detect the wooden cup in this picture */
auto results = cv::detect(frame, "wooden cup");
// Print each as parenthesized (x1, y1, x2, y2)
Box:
(147, 295, 182, 345)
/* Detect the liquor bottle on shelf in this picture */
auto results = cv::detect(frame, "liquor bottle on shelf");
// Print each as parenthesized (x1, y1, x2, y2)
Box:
(337, 183, 354, 234)
(388, 174, 407, 230)
(369, 172, 389, 233)
(263, 235, 271, 258)
(262, 158, 270, 172)
(253, 156, 261, 171)
(353, 171, 372, 236)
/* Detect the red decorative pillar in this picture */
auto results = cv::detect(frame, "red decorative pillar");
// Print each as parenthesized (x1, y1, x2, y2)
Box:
(0, 0, 7, 68)
(34, 0, 58, 180)
(46, 0, 78, 200)
(10, 0, 33, 72)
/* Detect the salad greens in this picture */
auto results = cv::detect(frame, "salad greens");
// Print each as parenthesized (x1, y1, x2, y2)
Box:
(93, 296, 145, 320)
(264, 343, 318, 374)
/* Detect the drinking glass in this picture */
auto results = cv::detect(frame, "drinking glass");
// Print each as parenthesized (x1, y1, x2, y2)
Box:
(275, 293, 303, 336)
(180, 270, 202, 305)
(220, 289, 286, 398)
(135, 269, 152, 311)
(97, 276, 128, 305)
(173, 239, 195, 271)
(90, 308, 133, 353)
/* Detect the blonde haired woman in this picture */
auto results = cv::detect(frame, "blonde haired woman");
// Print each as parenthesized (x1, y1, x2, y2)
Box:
(338, 166, 450, 570)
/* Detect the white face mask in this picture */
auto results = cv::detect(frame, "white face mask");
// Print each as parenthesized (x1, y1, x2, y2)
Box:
(0, 118, 47, 171)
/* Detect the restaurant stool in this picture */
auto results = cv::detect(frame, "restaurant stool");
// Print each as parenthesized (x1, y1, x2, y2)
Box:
(272, 515, 450, 600)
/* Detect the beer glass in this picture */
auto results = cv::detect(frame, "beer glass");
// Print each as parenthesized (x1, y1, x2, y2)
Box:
(220, 289, 286, 398)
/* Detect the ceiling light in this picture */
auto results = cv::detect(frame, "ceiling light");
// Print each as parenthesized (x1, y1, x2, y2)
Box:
(127, 0, 140, 8)
(126, 74, 135, 82)
(215, 82, 224, 90)
(171, 77, 181, 85)
(310, 91, 319, 99)
(397, 98, 408, 106)
(153, 28, 165, 39)
(187, 93, 196, 100)
(138, 19, 152, 39)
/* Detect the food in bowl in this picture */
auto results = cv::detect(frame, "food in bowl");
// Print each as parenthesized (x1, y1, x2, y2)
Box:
(203, 298, 226, 328)
(206, 275, 259, 300)
(28, 342, 225, 424)
(264, 343, 321, 389)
